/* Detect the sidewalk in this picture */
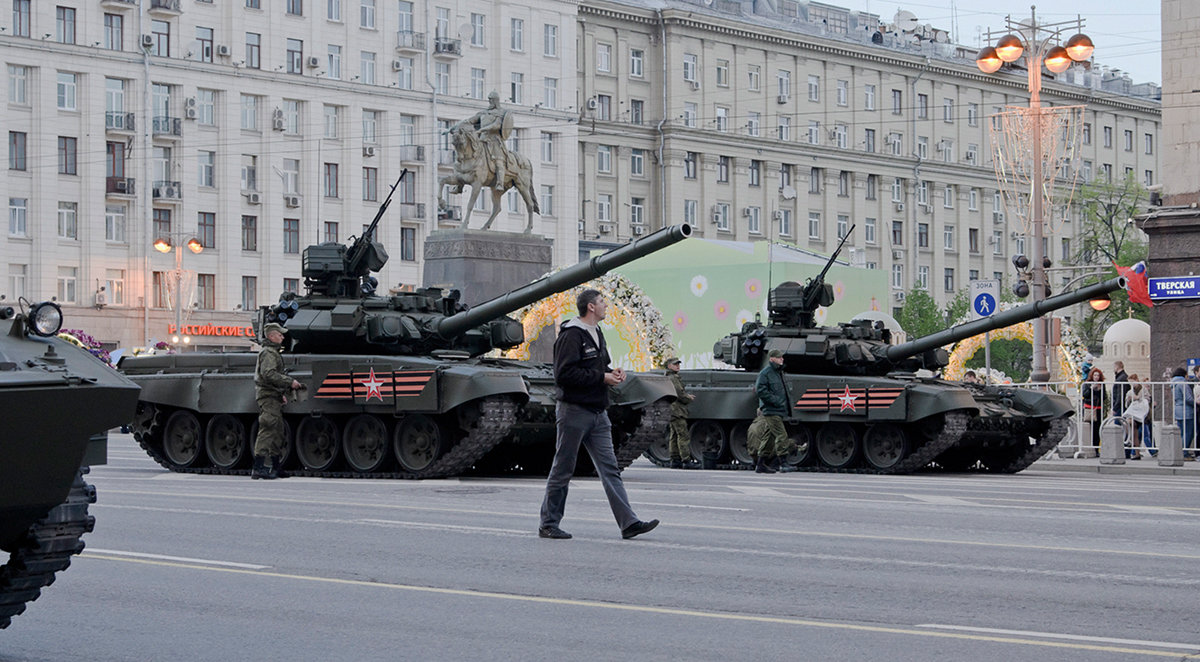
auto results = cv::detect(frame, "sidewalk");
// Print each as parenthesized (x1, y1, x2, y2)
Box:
(1028, 454, 1200, 477)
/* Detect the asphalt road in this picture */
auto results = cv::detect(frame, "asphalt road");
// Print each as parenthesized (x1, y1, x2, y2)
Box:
(5, 433, 1200, 661)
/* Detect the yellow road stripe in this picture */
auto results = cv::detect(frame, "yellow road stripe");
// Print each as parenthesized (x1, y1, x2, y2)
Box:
(79, 553, 1191, 658)
(100, 488, 1200, 561)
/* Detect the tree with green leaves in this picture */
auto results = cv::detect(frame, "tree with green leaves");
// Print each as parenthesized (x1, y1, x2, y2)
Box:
(1069, 174, 1150, 351)
(895, 287, 942, 339)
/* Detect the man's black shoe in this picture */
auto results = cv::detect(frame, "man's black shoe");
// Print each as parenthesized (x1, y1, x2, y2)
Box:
(669, 459, 683, 469)
(621, 519, 659, 540)
(538, 526, 572, 539)
(755, 456, 777, 474)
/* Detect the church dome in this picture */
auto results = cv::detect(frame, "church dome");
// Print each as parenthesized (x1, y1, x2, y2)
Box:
(1103, 318, 1150, 361)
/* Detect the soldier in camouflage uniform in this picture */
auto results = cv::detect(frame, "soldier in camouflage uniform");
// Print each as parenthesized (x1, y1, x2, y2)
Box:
(664, 358, 698, 469)
(252, 323, 301, 480)
(747, 349, 797, 474)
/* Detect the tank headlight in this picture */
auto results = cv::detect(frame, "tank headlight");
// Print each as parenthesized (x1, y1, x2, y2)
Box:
(28, 301, 63, 337)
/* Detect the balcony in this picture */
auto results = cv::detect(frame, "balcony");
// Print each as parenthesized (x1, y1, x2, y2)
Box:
(148, 0, 181, 14)
(399, 202, 426, 219)
(152, 180, 182, 201)
(106, 176, 135, 196)
(105, 111, 135, 133)
(398, 144, 424, 163)
(396, 31, 426, 52)
(100, 0, 136, 9)
(433, 38, 461, 58)
(437, 149, 456, 166)
(152, 116, 182, 139)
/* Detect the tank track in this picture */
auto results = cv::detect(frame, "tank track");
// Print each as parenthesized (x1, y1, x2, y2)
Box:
(130, 396, 518, 479)
(987, 416, 1070, 474)
(614, 401, 671, 470)
(0, 469, 95, 629)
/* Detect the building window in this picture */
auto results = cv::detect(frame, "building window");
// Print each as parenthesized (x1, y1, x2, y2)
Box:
(104, 13, 123, 50)
(716, 59, 729, 86)
(361, 0, 376, 29)
(56, 6, 76, 44)
(943, 185, 954, 208)
(195, 274, 215, 310)
(968, 228, 979, 253)
(543, 24, 557, 57)
(630, 49, 643, 77)
(153, 209, 171, 239)
(287, 39, 303, 74)
(716, 107, 728, 132)
(12, 0, 30, 37)
(808, 74, 820, 101)
(105, 205, 126, 242)
(241, 95, 259, 130)
(151, 19, 170, 56)
(778, 116, 790, 141)
(58, 137, 77, 175)
(57, 267, 78, 303)
(746, 207, 761, 234)
(195, 26, 214, 62)
(684, 152, 697, 179)
(864, 128, 876, 153)
(631, 149, 645, 176)
(916, 94, 928, 119)
(714, 204, 730, 232)
(917, 222, 929, 248)
(808, 167, 822, 194)
(57, 202, 77, 239)
(196, 89, 216, 126)
(597, 43, 611, 73)
(1103, 126, 1112, 148)
(968, 103, 978, 126)
(1124, 129, 1133, 151)
(917, 136, 929, 159)
(322, 220, 338, 243)
(864, 84, 876, 110)
(631, 198, 645, 226)
(287, 0, 302, 15)
(683, 103, 697, 128)
(1145, 170, 1154, 187)
(594, 145, 612, 174)
(57, 72, 77, 110)
(838, 171, 849, 196)
(864, 217, 876, 244)
(892, 221, 904, 245)
(749, 160, 761, 187)
(241, 276, 257, 311)
(865, 175, 877, 200)
(748, 65, 760, 91)
(400, 227, 416, 261)
(198, 151, 215, 187)
(780, 164, 792, 190)
(969, 188, 979, 210)
(837, 214, 849, 240)
(747, 112, 760, 137)
(540, 132, 554, 163)
(511, 18, 524, 51)
(630, 99, 644, 125)
(943, 98, 954, 122)
(1145, 133, 1154, 155)
(543, 78, 557, 108)
(892, 89, 903, 114)
(283, 100, 300, 134)
(8, 198, 27, 236)
(361, 51, 377, 85)
(8, 131, 26, 171)
(808, 212, 821, 239)
(683, 53, 697, 82)
(7, 264, 26, 300)
(327, 0, 341, 21)
(779, 209, 792, 237)
(944, 225, 954, 250)
(917, 266, 929, 290)
(596, 94, 611, 120)
(8, 65, 28, 104)
(198, 212, 216, 248)
(323, 163, 339, 197)
(596, 195, 611, 223)
(241, 215, 257, 251)
(283, 158, 299, 193)
(283, 218, 300, 253)
(808, 121, 820, 145)
(362, 167, 377, 201)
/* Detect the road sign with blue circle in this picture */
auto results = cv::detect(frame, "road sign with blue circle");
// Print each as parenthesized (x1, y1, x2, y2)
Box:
(973, 293, 996, 317)
(968, 279, 1000, 320)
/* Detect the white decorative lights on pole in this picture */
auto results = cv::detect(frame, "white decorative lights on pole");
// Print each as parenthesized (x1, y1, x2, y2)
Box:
(153, 233, 204, 349)
(976, 7, 1093, 383)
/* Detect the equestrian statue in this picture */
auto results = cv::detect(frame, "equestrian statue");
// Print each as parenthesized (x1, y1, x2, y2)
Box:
(439, 91, 540, 233)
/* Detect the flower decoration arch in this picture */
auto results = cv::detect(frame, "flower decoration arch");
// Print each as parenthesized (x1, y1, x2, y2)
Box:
(942, 303, 1088, 383)
(499, 272, 675, 370)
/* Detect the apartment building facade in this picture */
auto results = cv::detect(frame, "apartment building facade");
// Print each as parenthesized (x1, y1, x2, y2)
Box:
(575, 0, 1161, 316)
(1, 0, 580, 351)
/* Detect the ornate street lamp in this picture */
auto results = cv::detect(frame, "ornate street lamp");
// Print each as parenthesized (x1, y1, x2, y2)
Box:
(976, 9, 1093, 383)
(153, 233, 204, 347)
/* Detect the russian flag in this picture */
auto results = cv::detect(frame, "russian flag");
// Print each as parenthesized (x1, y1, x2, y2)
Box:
(1113, 261, 1153, 307)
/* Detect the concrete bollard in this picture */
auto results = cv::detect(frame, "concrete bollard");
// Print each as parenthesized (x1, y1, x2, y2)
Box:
(1099, 419, 1126, 464)
(1156, 422, 1184, 467)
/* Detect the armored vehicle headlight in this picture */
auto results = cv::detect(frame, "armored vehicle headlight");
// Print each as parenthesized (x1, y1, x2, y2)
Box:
(28, 301, 63, 337)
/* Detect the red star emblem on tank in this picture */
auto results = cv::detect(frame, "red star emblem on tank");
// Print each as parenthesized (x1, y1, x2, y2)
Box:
(360, 368, 385, 402)
(837, 385, 859, 412)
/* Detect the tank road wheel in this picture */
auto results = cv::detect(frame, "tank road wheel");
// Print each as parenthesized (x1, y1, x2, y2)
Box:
(862, 423, 909, 471)
(343, 415, 391, 473)
(688, 420, 727, 463)
(815, 423, 860, 469)
(393, 414, 444, 474)
(162, 410, 206, 468)
(644, 433, 672, 465)
(295, 415, 340, 471)
(205, 414, 249, 470)
(728, 422, 754, 466)
(780, 425, 815, 469)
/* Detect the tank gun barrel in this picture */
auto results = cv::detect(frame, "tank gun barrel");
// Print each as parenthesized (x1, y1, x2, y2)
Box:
(436, 224, 691, 338)
(883, 276, 1127, 362)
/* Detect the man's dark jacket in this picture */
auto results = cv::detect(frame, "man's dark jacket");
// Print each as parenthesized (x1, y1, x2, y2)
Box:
(1113, 369, 1130, 415)
(553, 319, 611, 412)
(755, 361, 790, 417)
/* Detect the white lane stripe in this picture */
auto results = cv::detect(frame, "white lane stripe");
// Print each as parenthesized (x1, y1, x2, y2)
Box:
(358, 519, 527, 536)
(86, 548, 269, 569)
(917, 624, 1200, 651)
(585, 499, 748, 512)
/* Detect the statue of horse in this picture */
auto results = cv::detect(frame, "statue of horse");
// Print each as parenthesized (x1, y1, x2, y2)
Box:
(439, 125, 540, 233)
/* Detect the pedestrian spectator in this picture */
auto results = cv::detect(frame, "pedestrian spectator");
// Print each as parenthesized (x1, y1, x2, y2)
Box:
(1139, 375, 1155, 456)
(1123, 374, 1148, 459)
(747, 349, 797, 474)
(664, 357, 698, 469)
(1171, 366, 1196, 459)
(1081, 367, 1107, 453)
(1112, 360, 1130, 426)
(538, 289, 659, 541)
(963, 370, 979, 384)
(252, 323, 302, 480)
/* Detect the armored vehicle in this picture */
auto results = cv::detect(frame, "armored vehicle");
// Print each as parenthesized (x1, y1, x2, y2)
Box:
(646, 229, 1126, 474)
(121, 188, 691, 478)
(1, 302, 140, 628)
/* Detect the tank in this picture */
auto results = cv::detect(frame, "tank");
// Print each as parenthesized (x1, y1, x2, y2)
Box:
(120, 184, 691, 479)
(646, 228, 1127, 474)
(0, 302, 140, 628)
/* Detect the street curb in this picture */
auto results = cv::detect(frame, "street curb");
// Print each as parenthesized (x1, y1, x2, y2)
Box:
(1027, 460, 1200, 477)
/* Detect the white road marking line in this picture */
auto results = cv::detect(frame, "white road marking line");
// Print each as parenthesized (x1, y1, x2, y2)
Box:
(615, 500, 748, 511)
(359, 519, 528, 535)
(904, 494, 977, 506)
(86, 548, 269, 569)
(917, 624, 1200, 652)
(727, 485, 790, 496)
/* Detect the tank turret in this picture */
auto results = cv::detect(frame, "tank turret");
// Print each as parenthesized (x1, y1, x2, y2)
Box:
(271, 221, 692, 356)
(716, 228, 1126, 375)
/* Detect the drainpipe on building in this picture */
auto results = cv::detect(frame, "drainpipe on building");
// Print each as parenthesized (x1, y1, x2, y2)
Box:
(140, 0, 152, 346)
(655, 9, 668, 230)
(909, 57, 931, 296)
(425, 12, 439, 275)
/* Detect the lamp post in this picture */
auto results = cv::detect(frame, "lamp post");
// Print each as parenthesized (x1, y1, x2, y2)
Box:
(977, 8, 1093, 383)
(153, 233, 204, 349)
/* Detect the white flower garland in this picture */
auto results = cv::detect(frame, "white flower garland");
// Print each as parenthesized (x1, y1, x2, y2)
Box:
(943, 302, 1089, 383)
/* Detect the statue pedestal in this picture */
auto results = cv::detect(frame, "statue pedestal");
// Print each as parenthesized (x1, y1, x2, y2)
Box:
(422, 229, 553, 307)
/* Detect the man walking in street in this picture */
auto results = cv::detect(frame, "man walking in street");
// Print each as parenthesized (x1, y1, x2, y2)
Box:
(538, 289, 659, 540)
(252, 323, 302, 480)
(664, 357, 698, 469)
(748, 349, 796, 474)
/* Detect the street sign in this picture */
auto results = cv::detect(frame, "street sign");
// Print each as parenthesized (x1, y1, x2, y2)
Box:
(1149, 276, 1200, 300)
(969, 279, 1000, 320)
